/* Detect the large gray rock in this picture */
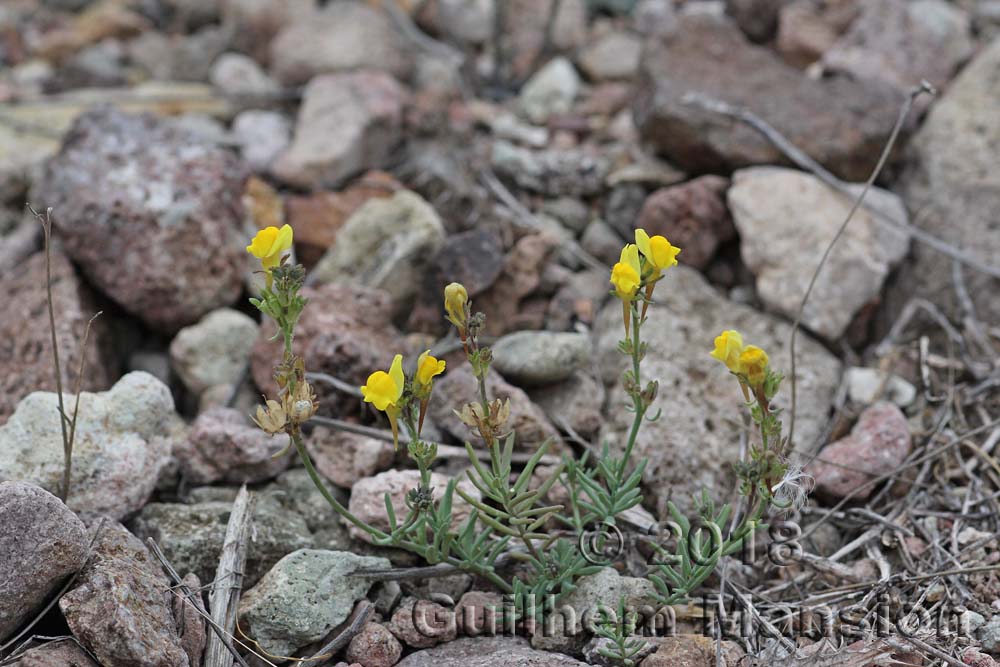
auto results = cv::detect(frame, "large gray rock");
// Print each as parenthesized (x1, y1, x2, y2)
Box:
(34, 109, 247, 331)
(397, 636, 589, 667)
(60, 522, 188, 667)
(0, 482, 88, 642)
(272, 71, 409, 190)
(490, 141, 610, 197)
(596, 266, 841, 515)
(238, 549, 390, 656)
(269, 1, 411, 85)
(130, 495, 314, 588)
(887, 38, 1000, 326)
(634, 14, 905, 181)
(1, 249, 114, 423)
(169, 308, 259, 396)
(0, 372, 177, 520)
(727, 167, 909, 340)
(492, 331, 591, 386)
(311, 190, 445, 312)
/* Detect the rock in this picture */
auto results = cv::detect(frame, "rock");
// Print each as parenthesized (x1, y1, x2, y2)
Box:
(238, 549, 390, 656)
(1, 249, 114, 423)
(576, 31, 642, 81)
(12, 641, 100, 667)
(173, 573, 206, 667)
(221, 0, 314, 63)
(775, 0, 852, 67)
(635, 175, 733, 270)
(430, 230, 506, 297)
(474, 234, 559, 336)
(129, 27, 231, 83)
(546, 268, 609, 330)
(60, 522, 188, 667)
(311, 190, 445, 313)
(503, 0, 588, 79)
(807, 402, 911, 500)
(169, 309, 259, 397)
(346, 622, 403, 667)
(634, 14, 906, 182)
(844, 367, 916, 407)
(250, 283, 402, 409)
(518, 57, 580, 124)
(174, 407, 292, 485)
(455, 590, 503, 636)
(581, 219, 626, 267)
(130, 496, 314, 588)
(429, 366, 562, 449)
(529, 372, 605, 439)
(542, 197, 591, 235)
(822, 0, 973, 94)
(232, 110, 291, 173)
(887, 38, 1000, 326)
(0, 372, 176, 520)
(35, 109, 246, 331)
(596, 266, 840, 515)
(725, 0, 793, 41)
(397, 636, 589, 667)
(980, 617, 1000, 653)
(209, 52, 279, 102)
(491, 331, 590, 386)
(270, 468, 351, 537)
(273, 71, 409, 190)
(640, 635, 745, 666)
(305, 427, 395, 489)
(347, 469, 480, 544)
(269, 2, 411, 85)
(727, 167, 909, 340)
(490, 141, 610, 198)
(387, 597, 457, 648)
(418, 0, 495, 45)
(286, 171, 401, 267)
(0, 482, 88, 642)
(603, 183, 648, 239)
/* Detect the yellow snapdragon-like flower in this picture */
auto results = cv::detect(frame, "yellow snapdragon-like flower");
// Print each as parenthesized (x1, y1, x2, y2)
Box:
(444, 282, 469, 329)
(710, 330, 745, 373)
(610, 244, 642, 336)
(361, 354, 405, 448)
(635, 228, 681, 278)
(415, 350, 446, 392)
(610, 244, 641, 300)
(738, 345, 769, 387)
(247, 224, 294, 271)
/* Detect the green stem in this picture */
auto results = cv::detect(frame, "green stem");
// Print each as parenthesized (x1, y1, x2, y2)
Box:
(619, 303, 645, 478)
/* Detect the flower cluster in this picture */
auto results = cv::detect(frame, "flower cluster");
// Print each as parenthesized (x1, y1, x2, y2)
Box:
(360, 350, 446, 450)
(710, 329, 774, 395)
(610, 228, 680, 334)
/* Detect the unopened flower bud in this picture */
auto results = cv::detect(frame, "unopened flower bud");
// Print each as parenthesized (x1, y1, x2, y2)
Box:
(444, 282, 468, 328)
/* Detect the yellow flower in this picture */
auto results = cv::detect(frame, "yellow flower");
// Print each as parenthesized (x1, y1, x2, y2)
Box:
(610, 244, 641, 299)
(738, 345, 769, 387)
(247, 224, 294, 271)
(710, 330, 745, 373)
(635, 228, 681, 278)
(360, 354, 404, 412)
(444, 282, 469, 328)
(415, 350, 446, 391)
(360, 354, 405, 449)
